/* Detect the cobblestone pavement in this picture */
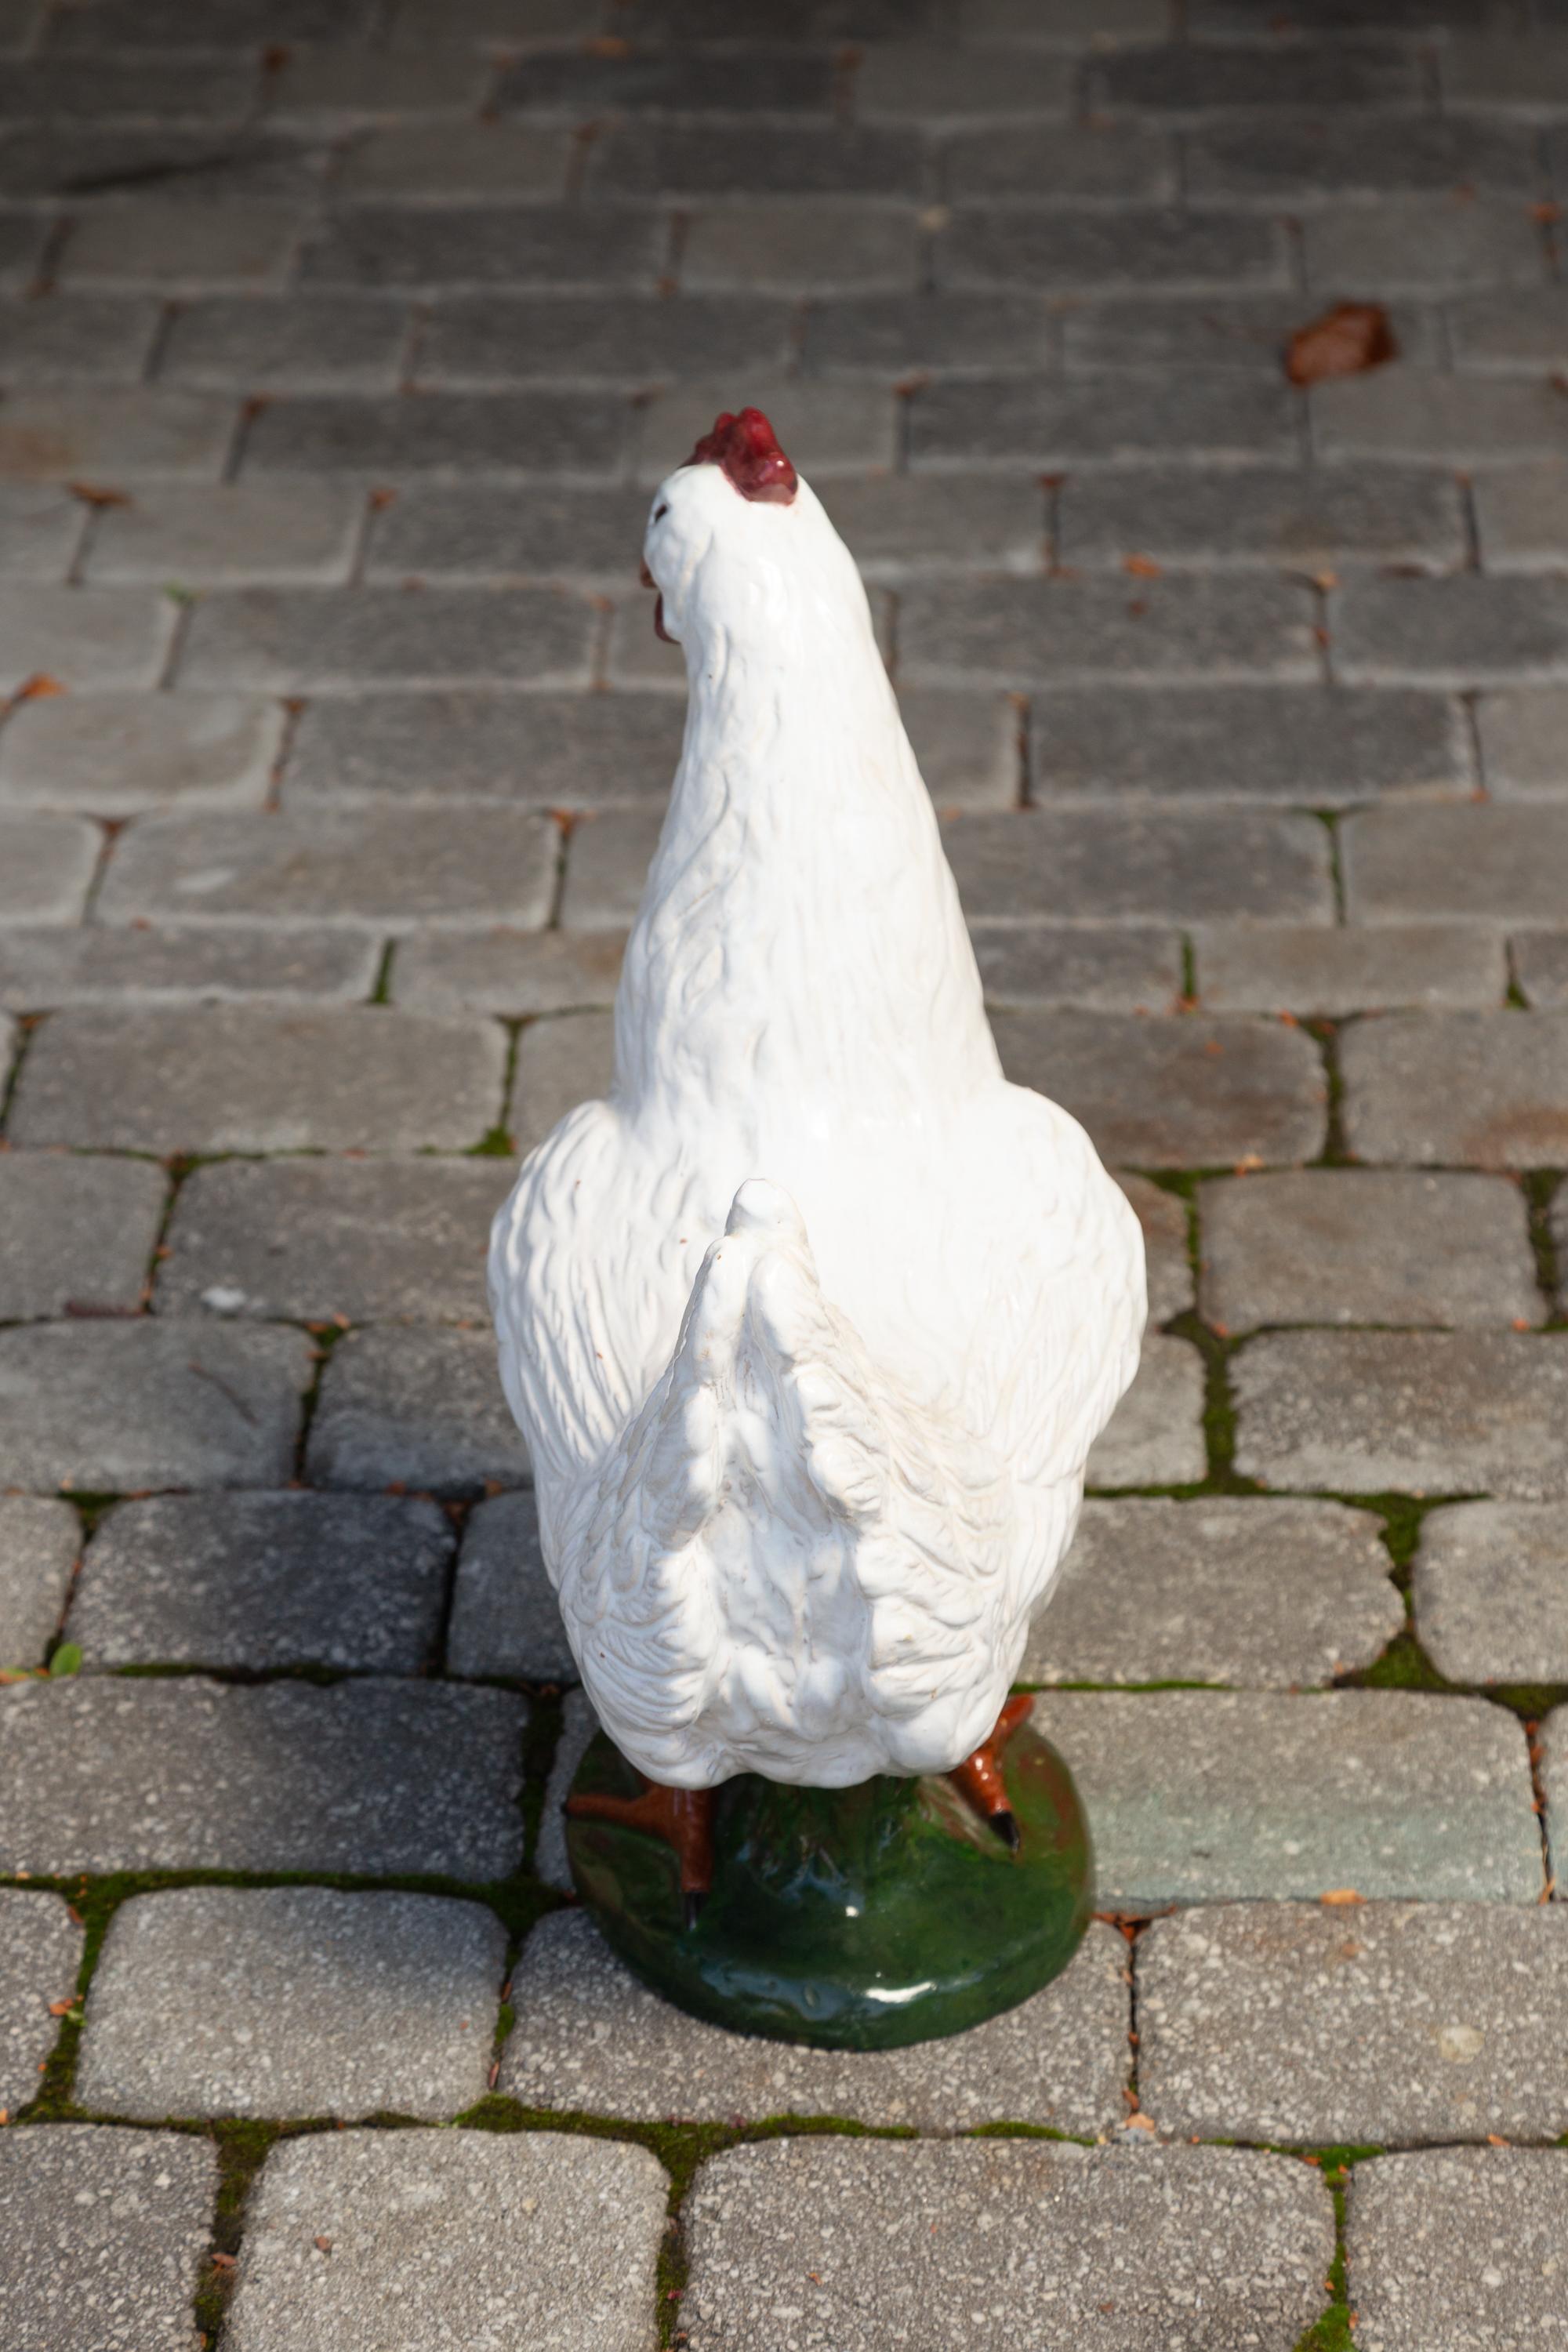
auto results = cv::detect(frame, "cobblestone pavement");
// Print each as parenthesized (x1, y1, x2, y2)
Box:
(2, 0, 1568, 2344)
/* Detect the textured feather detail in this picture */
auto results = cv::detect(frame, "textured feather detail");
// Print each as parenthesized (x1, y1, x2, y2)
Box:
(554, 1178, 1018, 1788)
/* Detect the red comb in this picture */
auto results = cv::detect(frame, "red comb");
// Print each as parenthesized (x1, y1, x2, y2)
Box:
(685, 407, 797, 504)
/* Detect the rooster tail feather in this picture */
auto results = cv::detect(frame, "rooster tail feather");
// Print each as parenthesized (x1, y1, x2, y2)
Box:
(564, 1176, 1019, 1788)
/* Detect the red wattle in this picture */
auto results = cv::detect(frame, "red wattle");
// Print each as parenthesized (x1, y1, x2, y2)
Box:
(685, 407, 797, 505)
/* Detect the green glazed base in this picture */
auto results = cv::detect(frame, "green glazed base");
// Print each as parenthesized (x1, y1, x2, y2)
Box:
(563, 1716, 1094, 2051)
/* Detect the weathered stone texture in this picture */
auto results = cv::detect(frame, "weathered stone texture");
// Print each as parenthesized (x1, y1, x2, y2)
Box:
(447, 1489, 572, 1682)
(9, 1006, 506, 1152)
(305, 1327, 532, 1494)
(993, 1011, 1327, 1167)
(1340, 1013, 1568, 1167)
(1040, 1689, 1541, 1909)
(1083, 1335, 1207, 1488)
(77, 1887, 507, 2120)
(1346, 2150, 1568, 2352)
(0, 1677, 526, 1878)
(1235, 1330, 1568, 1500)
(225, 2130, 668, 2352)
(0, 1152, 165, 1321)
(1140, 1904, 1568, 2146)
(682, 2140, 1334, 2352)
(0, 1321, 311, 1493)
(0, 1892, 81, 2115)
(0, 2127, 216, 2352)
(1414, 1502, 1568, 1688)
(1198, 1169, 1541, 1330)
(157, 1156, 511, 1324)
(0, 1496, 78, 1669)
(65, 1491, 452, 1675)
(1023, 1498, 1401, 1689)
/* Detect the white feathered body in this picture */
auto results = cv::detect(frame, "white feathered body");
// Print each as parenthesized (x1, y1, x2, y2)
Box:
(490, 459, 1145, 1790)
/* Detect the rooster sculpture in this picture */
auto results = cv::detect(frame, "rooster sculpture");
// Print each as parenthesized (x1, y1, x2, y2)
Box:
(490, 409, 1145, 1925)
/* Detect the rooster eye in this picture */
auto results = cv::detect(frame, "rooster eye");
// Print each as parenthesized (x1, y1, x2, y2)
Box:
(652, 503, 669, 523)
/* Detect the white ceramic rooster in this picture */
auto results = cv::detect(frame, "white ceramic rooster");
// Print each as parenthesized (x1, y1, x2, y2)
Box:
(491, 409, 1144, 1908)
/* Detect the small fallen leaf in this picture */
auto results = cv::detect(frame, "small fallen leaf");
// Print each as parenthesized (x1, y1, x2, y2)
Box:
(47, 1999, 75, 2016)
(1123, 2111, 1156, 2132)
(1486, 2134, 1508, 2146)
(1284, 302, 1397, 387)
(13, 673, 65, 703)
(1123, 553, 1162, 579)
(67, 481, 131, 509)
(210, 2252, 237, 2271)
(1531, 200, 1562, 226)
(314, 2235, 332, 2253)
(1512, 1316, 1532, 1331)
(1320, 1888, 1365, 1906)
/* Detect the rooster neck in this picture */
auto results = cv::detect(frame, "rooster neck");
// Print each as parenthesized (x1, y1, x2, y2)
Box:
(613, 621, 999, 1138)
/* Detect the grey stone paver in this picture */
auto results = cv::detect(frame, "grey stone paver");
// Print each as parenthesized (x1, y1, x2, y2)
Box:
(0, 926, 378, 1010)
(993, 1011, 1327, 1167)
(509, 1011, 616, 1154)
(0, 1151, 165, 1319)
(969, 924, 1182, 1014)
(1234, 1330, 1568, 1501)
(177, 585, 595, 691)
(1031, 684, 1468, 804)
(900, 573, 1316, 687)
(1346, 2150, 1568, 2352)
(1414, 1501, 1568, 1687)
(159, 294, 408, 392)
(97, 806, 558, 931)
(0, 1677, 526, 1878)
(0, 690, 284, 813)
(0, 1495, 78, 1668)
(64, 1491, 452, 1674)
(0, 1891, 81, 2115)
(0, 1320, 311, 1493)
(1139, 1904, 1568, 2147)
(682, 2140, 1334, 2352)
(284, 690, 686, 808)
(536, 1685, 597, 1893)
(0, 2125, 216, 2352)
(85, 482, 362, 586)
(1040, 1689, 1541, 1909)
(157, 1156, 511, 1324)
(77, 1888, 506, 2122)
(0, 812, 100, 924)
(1340, 1012, 1568, 1167)
(8, 1006, 506, 1151)
(447, 1488, 572, 1682)
(394, 928, 626, 1018)
(1116, 1173, 1192, 1325)
(1083, 1334, 1207, 1488)
(225, 2129, 668, 2352)
(0, 387, 237, 480)
(1196, 924, 1507, 1014)
(1023, 1497, 1400, 1690)
(305, 1327, 532, 1495)
(1476, 687, 1568, 795)
(0, 482, 85, 578)
(942, 807, 1334, 927)
(504, 1907, 1131, 2133)
(1056, 463, 1465, 572)
(1345, 803, 1568, 927)
(1199, 1169, 1541, 1331)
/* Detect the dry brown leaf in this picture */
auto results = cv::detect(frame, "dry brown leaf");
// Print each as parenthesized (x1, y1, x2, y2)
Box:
(1284, 302, 1397, 387)
(1319, 1888, 1365, 1906)
(1123, 553, 1162, 579)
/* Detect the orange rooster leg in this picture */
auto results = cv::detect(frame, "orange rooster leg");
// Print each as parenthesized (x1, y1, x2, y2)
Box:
(947, 1693, 1034, 1852)
(565, 1779, 716, 1929)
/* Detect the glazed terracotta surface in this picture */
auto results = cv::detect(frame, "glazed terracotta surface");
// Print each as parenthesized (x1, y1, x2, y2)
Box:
(489, 412, 1145, 1795)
